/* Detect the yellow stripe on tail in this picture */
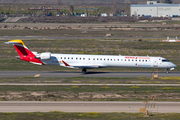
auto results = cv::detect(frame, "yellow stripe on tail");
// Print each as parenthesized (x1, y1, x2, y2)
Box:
(5, 39, 27, 48)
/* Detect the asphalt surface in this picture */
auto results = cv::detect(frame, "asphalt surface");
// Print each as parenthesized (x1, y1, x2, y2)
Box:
(0, 83, 180, 86)
(0, 71, 179, 78)
(0, 101, 179, 113)
(0, 36, 165, 40)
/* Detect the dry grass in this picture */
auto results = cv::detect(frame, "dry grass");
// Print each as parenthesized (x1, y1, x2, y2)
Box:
(158, 77, 180, 80)
(1, 76, 180, 84)
(1, 112, 180, 120)
(0, 85, 180, 101)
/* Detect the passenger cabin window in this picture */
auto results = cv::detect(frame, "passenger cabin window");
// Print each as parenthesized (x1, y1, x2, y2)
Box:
(128, 59, 130, 61)
(142, 60, 144, 62)
(71, 57, 73, 59)
(80, 58, 81, 60)
(111, 59, 112, 61)
(107, 59, 109, 61)
(100, 58, 102, 60)
(146, 60, 147, 62)
(97, 58, 99, 60)
(93, 58, 95, 60)
(83, 58, 85, 60)
(76, 58, 78, 60)
(139, 60, 141, 62)
(104, 58, 106, 61)
(61, 57, 62, 59)
(117, 59, 119, 61)
(162, 59, 170, 62)
(89, 58, 90, 60)
(64, 57, 66, 59)
(68, 57, 69, 59)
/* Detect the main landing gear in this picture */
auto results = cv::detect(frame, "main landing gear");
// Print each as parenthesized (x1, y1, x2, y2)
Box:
(82, 68, 87, 74)
(166, 69, 169, 74)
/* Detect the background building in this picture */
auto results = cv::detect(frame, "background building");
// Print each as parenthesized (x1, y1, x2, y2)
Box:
(131, 1, 180, 17)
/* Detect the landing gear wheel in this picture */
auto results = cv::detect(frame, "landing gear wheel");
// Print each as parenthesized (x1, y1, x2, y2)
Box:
(166, 69, 169, 74)
(82, 69, 87, 74)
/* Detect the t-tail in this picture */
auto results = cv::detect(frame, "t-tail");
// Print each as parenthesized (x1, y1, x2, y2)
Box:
(5, 40, 44, 65)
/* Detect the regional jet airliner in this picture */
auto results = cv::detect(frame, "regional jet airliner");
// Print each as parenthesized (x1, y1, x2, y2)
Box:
(5, 40, 177, 74)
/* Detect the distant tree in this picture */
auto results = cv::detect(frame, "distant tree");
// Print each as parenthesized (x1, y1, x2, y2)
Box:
(48, 11, 52, 16)
(115, 6, 120, 14)
(69, 5, 74, 15)
(164, 0, 173, 4)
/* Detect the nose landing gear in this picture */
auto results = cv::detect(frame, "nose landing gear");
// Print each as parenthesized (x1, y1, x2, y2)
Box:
(82, 68, 87, 74)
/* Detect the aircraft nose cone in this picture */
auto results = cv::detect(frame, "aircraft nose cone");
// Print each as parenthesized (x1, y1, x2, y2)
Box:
(169, 62, 177, 68)
(171, 63, 177, 68)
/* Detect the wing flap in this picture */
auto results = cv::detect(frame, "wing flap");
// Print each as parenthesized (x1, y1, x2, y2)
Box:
(61, 60, 102, 69)
(73, 65, 99, 69)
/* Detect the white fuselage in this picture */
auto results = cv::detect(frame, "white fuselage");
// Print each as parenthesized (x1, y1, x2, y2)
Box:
(40, 54, 177, 69)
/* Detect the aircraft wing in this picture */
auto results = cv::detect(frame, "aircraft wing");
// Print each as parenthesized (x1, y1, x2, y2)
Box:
(73, 65, 99, 69)
(61, 60, 101, 69)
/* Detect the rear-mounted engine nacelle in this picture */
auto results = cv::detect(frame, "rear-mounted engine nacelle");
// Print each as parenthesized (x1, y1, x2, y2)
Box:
(40, 52, 51, 60)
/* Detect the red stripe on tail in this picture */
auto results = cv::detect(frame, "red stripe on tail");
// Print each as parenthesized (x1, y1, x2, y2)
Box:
(13, 44, 44, 65)
(14, 45, 33, 56)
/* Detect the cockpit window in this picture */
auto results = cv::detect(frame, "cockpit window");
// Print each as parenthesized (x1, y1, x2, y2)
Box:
(162, 59, 170, 62)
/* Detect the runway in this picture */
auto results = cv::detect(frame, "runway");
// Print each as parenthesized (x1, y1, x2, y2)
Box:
(0, 71, 179, 78)
(0, 101, 179, 113)
(0, 36, 165, 40)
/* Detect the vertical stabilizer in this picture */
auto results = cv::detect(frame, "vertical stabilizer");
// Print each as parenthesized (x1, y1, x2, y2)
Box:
(5, 39, 34, 57)
(5, 40, 44, 65)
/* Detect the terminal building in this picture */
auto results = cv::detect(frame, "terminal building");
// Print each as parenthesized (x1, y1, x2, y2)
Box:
(130, 1, 180, 17)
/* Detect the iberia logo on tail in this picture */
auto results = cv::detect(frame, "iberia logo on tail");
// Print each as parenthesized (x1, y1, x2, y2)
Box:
(5, 40, 44, 65)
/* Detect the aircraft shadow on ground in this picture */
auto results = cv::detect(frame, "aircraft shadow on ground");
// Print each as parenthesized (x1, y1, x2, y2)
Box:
(46, 71, 176, 75)
(83, 72, 110, 74)
(49, 71, 110, 74)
